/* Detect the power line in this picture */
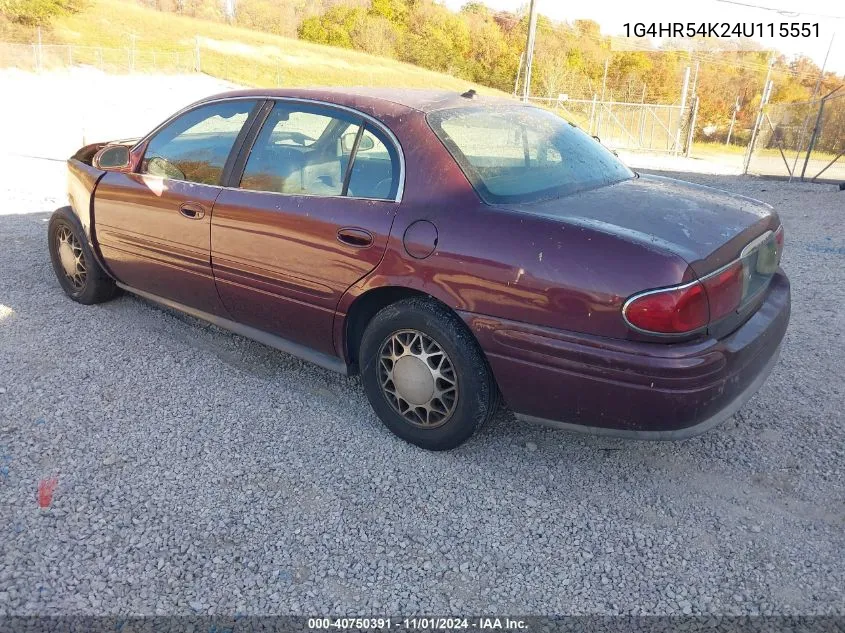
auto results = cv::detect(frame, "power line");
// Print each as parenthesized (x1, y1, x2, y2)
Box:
(714, 0, 845, 19)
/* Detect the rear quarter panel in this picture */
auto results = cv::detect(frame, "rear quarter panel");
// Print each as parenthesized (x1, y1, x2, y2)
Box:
(336, 112, 694, 347)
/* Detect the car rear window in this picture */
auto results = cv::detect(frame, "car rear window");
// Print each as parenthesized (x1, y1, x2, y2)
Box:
(427, 105, 634, 205)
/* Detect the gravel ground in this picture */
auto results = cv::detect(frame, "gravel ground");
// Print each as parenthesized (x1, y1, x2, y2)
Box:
(1, 76, 844, 617)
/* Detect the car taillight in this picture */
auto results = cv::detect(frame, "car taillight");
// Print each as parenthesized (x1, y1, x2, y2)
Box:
(702, 260, 743, 321)
(624, 226, 784, 336)
(623, 282, 709, 334)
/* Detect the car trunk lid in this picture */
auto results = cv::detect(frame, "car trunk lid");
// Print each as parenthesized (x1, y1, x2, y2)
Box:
(509, 173, 783, 338)
(513, 174, 779, 273)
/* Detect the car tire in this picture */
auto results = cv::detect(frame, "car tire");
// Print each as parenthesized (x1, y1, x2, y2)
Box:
(359, 297, 498, 450)
(48, 208, 118, 305)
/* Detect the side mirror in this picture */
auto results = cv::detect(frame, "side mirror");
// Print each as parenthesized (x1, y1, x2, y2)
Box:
(93, 145, 131, 171)
(341, 133, 375, 154)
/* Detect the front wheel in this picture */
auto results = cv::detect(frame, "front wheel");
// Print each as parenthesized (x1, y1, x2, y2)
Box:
(359, 298, 498, 450)
(48, 209, 117, 305)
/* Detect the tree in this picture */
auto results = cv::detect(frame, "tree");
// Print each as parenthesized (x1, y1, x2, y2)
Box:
(299, 4, 367, 49)
(0, 0, 87, 26)
(400, 1, 471, 76)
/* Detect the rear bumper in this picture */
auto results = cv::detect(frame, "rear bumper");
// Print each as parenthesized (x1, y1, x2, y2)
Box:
(460, 271, 790, 439)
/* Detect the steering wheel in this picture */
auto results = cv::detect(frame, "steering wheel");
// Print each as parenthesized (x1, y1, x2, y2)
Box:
(146, 156, 185, 181)
(274, 131, 316, 146)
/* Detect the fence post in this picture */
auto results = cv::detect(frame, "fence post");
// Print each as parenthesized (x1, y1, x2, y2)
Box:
(36, 27, 43, 72)
(675, 67, 691, 155)
(685, 96, 699, 158)
(744, 79, 773, 175)
(589, 94, 597, 135)
(800, 97, 826, 182)
(513, 51, 523, 97)
(638, 85, 646, 147)
(195, 36, 201, 72)
(726, 96, 740, 146)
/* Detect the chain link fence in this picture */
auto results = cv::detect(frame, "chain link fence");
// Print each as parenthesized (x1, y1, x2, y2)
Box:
(0, 40, 360, 87)
(745, 89, 845, 183)
(527, 96, 691, 154)
(1, 39, 841, 181)
(526, 63, 698, 155)
(0, 42, 197, 74)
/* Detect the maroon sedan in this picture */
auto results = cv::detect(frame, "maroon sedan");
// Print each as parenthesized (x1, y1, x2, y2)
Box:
(48, 88, 789, 450)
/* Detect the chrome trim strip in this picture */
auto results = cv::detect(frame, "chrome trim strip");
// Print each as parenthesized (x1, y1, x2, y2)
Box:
(621, 227, 780, 337)
(131, 95, 406, 203)
(621, 277, 708, 338)
(116, 283, 349, 375)
(740, 230, 773, 258)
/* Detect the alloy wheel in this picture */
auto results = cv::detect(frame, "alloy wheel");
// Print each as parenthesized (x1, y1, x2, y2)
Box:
(378, 329, 458, 428)
(55, 226, 87, 291)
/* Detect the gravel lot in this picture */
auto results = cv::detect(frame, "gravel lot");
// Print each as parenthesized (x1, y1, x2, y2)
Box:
(1, 73, 844, 618)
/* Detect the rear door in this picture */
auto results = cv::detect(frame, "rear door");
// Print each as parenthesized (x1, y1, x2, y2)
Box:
(95, 99, 261, 316)
(210, 100, 403, 355)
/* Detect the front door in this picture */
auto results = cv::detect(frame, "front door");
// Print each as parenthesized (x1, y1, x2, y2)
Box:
(211, 100, 402, 355)
(95, 99, 260, 316)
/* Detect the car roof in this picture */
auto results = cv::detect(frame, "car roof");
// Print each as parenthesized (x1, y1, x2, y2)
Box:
(199, 87, 519, 114)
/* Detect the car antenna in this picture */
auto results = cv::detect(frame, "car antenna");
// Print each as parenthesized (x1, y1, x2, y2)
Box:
(460, 89, 477, 99)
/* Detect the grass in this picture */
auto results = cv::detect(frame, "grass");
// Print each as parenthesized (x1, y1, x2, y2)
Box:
(692, 141, 749, 156)
(1, 0, 506, 94)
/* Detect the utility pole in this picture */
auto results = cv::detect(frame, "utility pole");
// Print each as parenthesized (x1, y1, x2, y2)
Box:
(521, 0, 538, 102)
(513, 51, 524, 97)
(223, 0, 236, 23)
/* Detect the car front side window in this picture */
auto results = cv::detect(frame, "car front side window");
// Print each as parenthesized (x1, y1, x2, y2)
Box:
(141, 100, 257, 186)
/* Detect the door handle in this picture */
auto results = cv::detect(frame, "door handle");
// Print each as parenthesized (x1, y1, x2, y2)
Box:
(337, 228, 373, 248)
(179, 202, 206, 220)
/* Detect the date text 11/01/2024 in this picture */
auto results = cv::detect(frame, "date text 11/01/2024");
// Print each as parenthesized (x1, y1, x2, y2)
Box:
(307, 617, 527, 630)
(623, 22, 820, 38)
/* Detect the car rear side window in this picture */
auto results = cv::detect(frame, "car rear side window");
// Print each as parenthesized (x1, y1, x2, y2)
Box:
(239, 102, 399, 201)
(141, 100, 257, 186)
(240, 104, 360, 197)
(427, 105, 633, 204)
(346, 126, 400, 200)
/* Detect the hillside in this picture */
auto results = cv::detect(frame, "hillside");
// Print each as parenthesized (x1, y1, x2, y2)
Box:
(5, 0, 507, 93)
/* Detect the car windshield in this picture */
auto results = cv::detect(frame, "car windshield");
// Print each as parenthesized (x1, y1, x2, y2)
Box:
(427, 105, 634, 204)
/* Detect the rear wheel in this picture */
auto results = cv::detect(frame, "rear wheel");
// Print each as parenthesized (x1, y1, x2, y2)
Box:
(48, 210, 117, 305)
(359, 297, 497, 450)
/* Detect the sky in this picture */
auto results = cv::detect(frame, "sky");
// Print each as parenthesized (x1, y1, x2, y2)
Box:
(441, 0, 845, 75)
